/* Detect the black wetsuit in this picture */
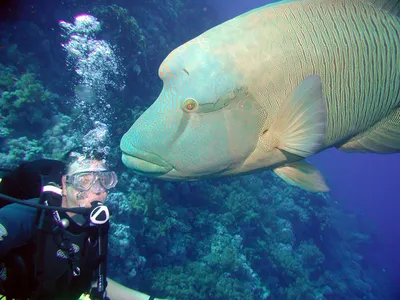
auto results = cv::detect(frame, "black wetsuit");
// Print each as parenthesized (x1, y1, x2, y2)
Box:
(0, 160, 108, 300)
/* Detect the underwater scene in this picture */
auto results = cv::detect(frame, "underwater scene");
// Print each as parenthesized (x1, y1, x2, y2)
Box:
(0, 0, 399, 299)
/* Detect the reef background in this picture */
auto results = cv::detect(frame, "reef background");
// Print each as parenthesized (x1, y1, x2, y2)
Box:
(0, 0, 398, 299)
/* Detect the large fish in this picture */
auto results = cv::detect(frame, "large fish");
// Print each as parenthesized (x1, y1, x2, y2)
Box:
(120, 0, 400, 192)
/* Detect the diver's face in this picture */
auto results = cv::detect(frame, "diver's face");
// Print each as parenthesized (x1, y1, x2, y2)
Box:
(62, 160, 108, 209)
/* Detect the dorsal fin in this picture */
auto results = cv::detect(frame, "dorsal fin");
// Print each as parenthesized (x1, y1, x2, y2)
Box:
(364, 0, 400, 16)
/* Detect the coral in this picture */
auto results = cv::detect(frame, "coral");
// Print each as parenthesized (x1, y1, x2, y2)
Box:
(280, 277, 314, 300)
(274, 218, 295, 245)
(274, 195, 311, 225)
(0, 65, 18, 91)
(204, 233, 242, 272)
(92, 5, 146, 51)
(41, 114, 82, 160)
(107, 192, 133, 217)
(268, 242, 304, 280)
(129, 185, 164, 218)
(297, 240, 325, 273)
(0, 136, 43, 166)
(0, 121, 11, 138)
(0, 65, 55, 137)
(130, 193, 149, 216)
(151, 261, 255, 300)
(108, 221, 147, 284)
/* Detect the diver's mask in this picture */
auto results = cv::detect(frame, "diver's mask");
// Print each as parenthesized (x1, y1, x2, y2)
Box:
(66, 171, 118, 192)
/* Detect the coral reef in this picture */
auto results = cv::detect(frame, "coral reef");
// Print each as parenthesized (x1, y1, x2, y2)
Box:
(104, 172, 384, 300)
(0, 64, 55, 136)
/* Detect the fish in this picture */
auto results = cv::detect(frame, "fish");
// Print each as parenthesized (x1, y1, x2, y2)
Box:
(120, 0, 400, 192)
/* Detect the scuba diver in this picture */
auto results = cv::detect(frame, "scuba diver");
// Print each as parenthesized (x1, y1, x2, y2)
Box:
(0, 151, 166, 300)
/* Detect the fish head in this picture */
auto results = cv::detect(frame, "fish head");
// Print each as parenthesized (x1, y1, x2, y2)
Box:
(120, 38, 266, 180)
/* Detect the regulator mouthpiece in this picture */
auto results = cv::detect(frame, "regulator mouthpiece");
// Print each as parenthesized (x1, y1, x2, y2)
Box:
(89, 201, 110, 225)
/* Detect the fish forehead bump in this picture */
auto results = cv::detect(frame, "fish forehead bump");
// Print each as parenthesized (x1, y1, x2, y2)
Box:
(157, 35, 242, 102)
(158, 36, 212, 78)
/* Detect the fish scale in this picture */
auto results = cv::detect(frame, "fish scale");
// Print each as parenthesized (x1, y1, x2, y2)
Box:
(225, 0, 400, 147)
(121, 0, 400, 192)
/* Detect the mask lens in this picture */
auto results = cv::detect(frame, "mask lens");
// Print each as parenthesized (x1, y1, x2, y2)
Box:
(99, 171, 117, 189)
(74, 172, 96, 191)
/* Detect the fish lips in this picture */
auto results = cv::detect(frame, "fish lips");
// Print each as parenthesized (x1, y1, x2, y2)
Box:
(121, 148, 173, 176)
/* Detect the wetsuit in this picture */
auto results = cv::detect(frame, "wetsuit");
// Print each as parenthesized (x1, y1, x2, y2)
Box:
(0, 160, 108, 300)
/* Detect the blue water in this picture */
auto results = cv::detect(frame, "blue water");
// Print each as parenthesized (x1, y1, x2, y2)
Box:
(311, 149, 400, 285)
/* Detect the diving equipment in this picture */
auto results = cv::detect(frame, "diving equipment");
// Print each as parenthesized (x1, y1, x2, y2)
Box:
(66, 171, 118, 191)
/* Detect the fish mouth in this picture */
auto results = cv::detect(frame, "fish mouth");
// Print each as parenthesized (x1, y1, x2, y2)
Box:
(121, 147, 173, 176)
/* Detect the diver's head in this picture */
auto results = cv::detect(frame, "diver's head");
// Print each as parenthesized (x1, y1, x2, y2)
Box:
(61, 150, 118, 211)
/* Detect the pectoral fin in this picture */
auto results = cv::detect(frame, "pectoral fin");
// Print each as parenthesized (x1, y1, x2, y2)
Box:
(274, 160, 329, 192)
(267, 75, 327, 157)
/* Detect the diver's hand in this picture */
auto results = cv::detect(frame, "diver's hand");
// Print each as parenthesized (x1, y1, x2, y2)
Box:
(106, 277, 169, 300)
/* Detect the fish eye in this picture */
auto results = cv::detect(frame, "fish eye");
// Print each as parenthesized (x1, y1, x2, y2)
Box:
(183, 98, 198, 112)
